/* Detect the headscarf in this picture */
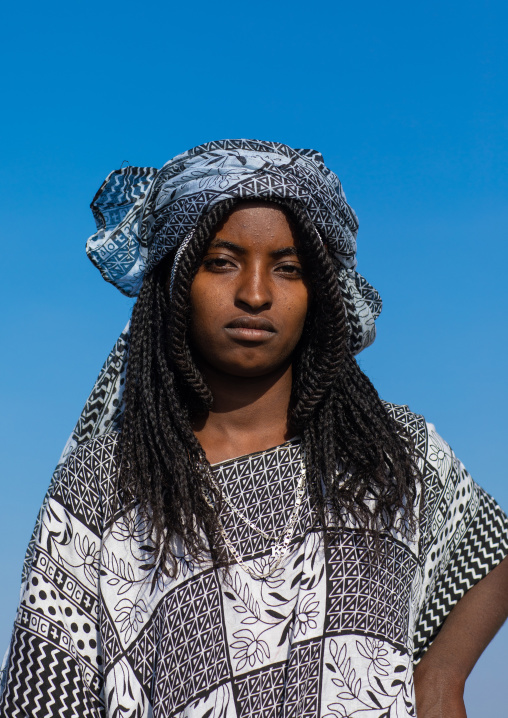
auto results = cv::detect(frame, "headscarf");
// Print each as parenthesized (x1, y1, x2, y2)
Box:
(21, 139, 382, 581)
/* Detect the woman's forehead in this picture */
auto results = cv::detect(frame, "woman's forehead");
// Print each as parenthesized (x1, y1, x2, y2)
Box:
(212, 202, 299, 246)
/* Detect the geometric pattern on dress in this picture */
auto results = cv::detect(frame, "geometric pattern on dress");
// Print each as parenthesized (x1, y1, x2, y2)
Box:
(383, 402, 428, 460)
(52, 438, 117, 537)
(0, 630, 102, 718)
(125, 619, 157, 694)
(13, 601, 102, 698)
(326, 530, 417, 650)
(417, 461, 444, 555)
(30, 545, 100, 627)
(213, 440, 314, 561)
(172, 683, 234, 718)
(414, 486, 508, 660)
(99, 603, 122, 675)
(12, 541, 104, 700)
(234, 662, 286, 718)
(383, 404, 443, 552)
(420, 428, 481, 565)
(133, 572, 230, 717)
(282, 638, 322, 718)
(426, 461, 474, 558)
(88, 434, 122, 527)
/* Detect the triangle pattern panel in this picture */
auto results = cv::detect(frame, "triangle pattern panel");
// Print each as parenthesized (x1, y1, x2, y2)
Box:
(326, 530, 416, 650)
(383, 403, 442, 552)
(234, 663, 286, 718)
(125, 571, 230, 718)
(99, 602, 122, 670)
(51, 435, 120, 537)
(383, 402, 428, 460)
(212, 440, 315, 561)
(418, 462, 443, 554)
(282, 639, 322, 718)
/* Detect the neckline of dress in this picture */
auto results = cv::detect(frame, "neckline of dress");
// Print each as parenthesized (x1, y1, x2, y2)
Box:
(210, 436, 301, 468)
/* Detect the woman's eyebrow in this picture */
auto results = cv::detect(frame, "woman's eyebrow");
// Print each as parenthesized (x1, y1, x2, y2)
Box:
(208, 239, 246, 254)
(271, 246, 299, 258)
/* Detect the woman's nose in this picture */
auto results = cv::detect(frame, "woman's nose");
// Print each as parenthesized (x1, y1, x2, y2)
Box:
(235, 267, 272, 311)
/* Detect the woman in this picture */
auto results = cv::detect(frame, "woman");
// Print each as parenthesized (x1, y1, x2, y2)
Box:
(1, 139, 507, 718)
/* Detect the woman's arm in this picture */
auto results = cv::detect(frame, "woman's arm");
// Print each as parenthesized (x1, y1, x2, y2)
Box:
(414, 554, 508, 718)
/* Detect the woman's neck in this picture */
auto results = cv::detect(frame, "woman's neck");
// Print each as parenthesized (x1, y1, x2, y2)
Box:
(192, 360, 294, 464)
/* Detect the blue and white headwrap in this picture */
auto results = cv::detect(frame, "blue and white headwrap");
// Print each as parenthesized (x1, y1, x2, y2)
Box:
(21, 139, 382, 581)
(88, 140, 362, 294)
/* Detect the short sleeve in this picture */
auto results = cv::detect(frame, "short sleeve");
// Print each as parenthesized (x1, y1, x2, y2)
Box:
(0, 435, 118, 717)
(413, 422, 508, 662)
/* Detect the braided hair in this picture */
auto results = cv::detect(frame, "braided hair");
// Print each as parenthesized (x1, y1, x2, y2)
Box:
(119, 198, 420, 573)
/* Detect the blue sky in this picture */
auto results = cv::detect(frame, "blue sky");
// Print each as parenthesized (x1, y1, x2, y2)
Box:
(1, 1, 507, 713)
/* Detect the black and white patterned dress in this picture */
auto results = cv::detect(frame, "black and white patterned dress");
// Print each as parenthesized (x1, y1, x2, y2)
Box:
(1, 404, 507, 718)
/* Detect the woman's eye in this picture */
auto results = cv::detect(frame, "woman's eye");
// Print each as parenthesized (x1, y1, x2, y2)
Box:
(203, 257, 234, 270)
(276, 263, 304, 277)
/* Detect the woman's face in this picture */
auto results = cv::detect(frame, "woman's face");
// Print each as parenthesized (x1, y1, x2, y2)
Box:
(188, 202, 310, 378)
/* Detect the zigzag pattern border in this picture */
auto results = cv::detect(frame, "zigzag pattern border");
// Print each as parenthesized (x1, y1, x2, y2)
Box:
(414, 487, 508, 659)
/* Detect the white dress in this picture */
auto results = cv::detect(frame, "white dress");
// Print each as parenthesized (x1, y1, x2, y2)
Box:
(1, 403, 507, 718)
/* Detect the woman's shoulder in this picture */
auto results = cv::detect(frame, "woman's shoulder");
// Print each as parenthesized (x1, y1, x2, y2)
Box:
(382, 401, 430, 459)
(382, 401, 460, 476)
(54, 431, 121, 508)
(60, 430, 121, 473)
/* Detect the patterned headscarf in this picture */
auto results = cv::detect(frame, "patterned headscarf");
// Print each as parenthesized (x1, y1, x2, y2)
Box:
(21, 139, 382, 580)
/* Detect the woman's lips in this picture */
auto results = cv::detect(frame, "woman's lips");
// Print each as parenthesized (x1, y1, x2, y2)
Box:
(224, 317, 276, 342)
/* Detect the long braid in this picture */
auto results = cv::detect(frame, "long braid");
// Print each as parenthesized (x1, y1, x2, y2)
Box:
(118, 197, 419, 571)
(264, 199, 418, 535)
(168, 199, 239, 409)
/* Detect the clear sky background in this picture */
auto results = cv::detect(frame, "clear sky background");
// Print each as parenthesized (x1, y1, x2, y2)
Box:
(1, 0, 507, 713)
